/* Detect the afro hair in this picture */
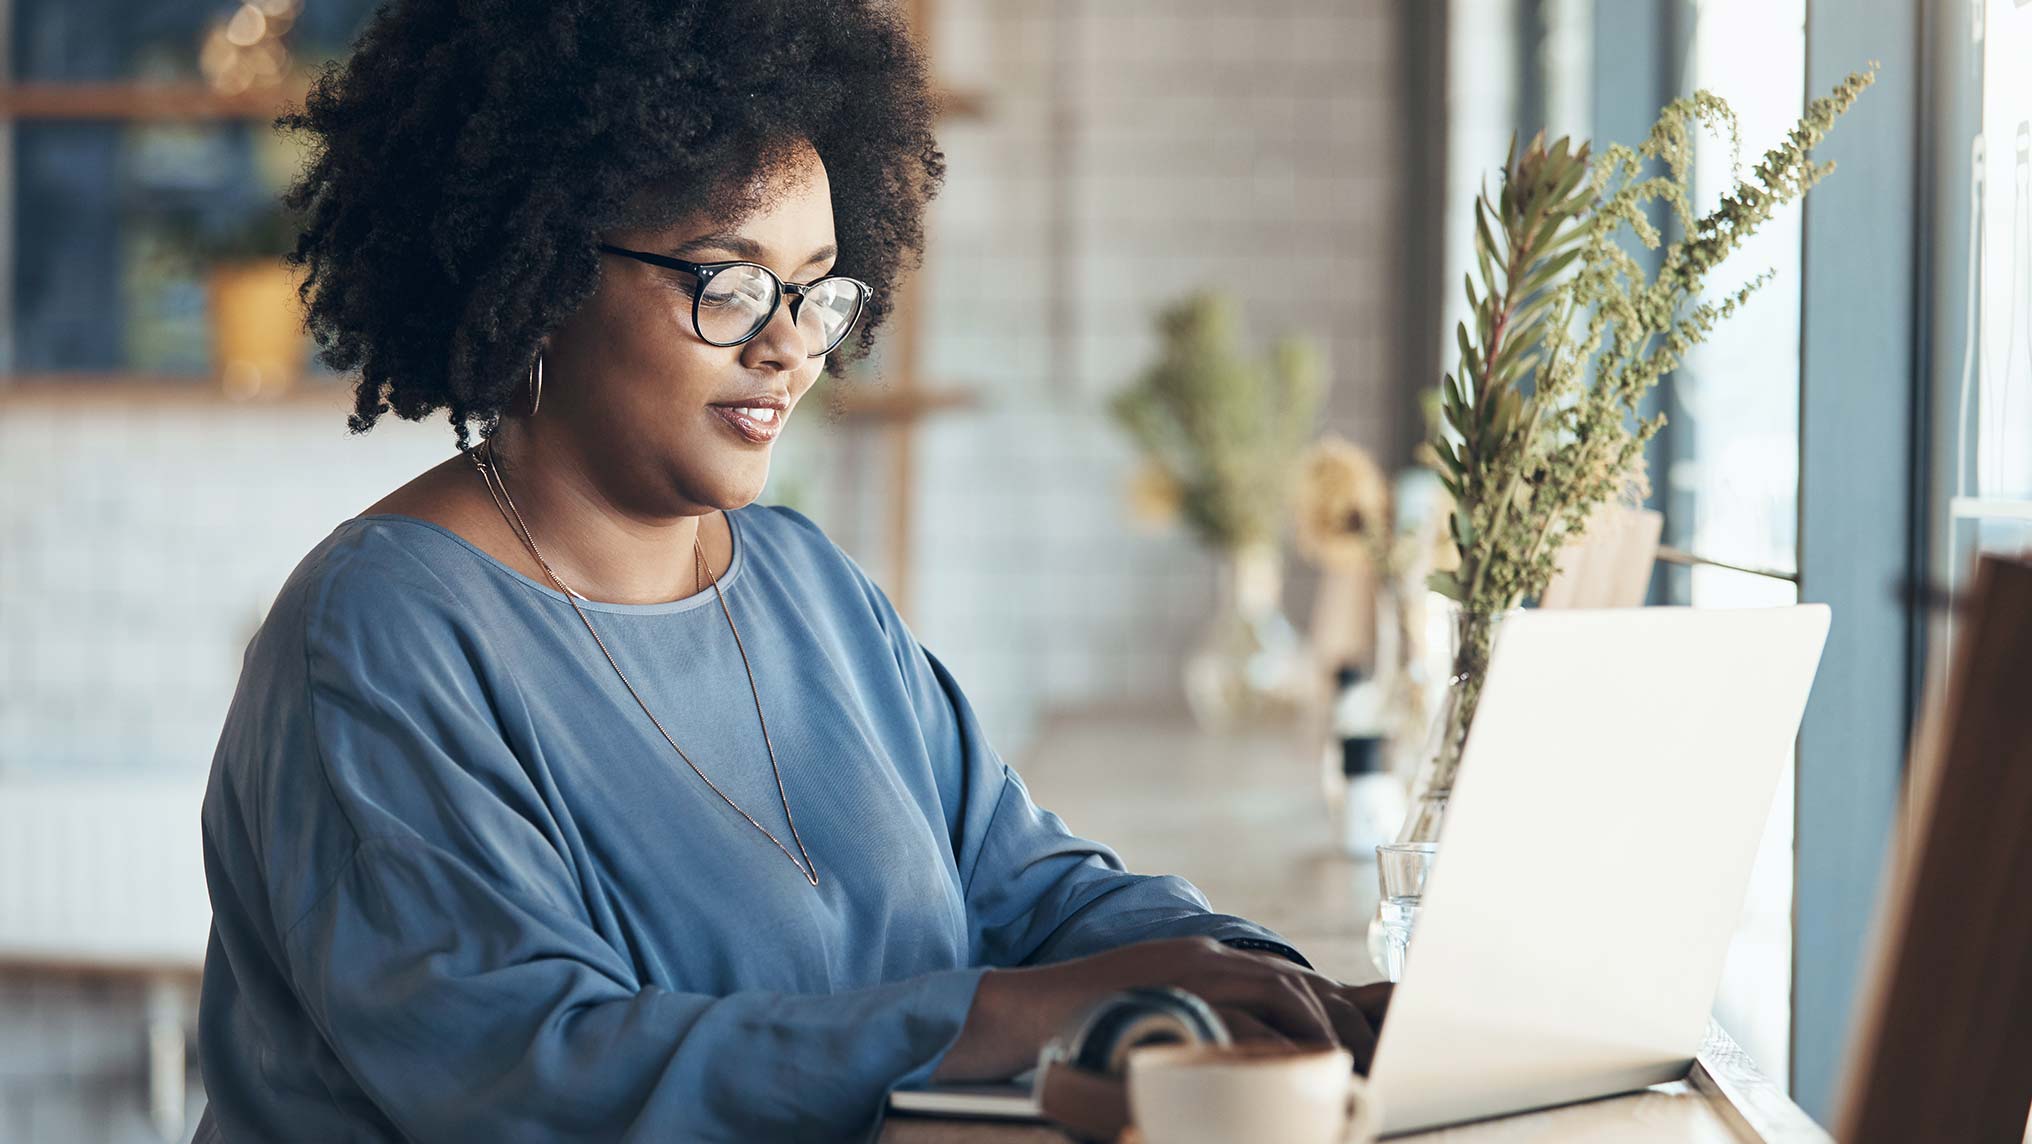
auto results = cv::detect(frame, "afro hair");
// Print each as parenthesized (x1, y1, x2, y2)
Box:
(278, 0, 945, 449)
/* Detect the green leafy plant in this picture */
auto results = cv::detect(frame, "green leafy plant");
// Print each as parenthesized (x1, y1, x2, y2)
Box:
(1401, 66, 1877, 838)
(1110, 292, 1328, 552)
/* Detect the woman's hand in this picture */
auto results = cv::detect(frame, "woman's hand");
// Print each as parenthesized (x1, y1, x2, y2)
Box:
(933, 936, 1391, 1083)
(1223, 947, 1392, 1072)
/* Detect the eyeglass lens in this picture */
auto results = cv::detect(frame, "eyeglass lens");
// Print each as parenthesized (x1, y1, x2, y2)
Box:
(696, 264, 863, 355)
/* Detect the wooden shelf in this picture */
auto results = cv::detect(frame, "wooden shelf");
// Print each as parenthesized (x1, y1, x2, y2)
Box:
(0, 953, 202, 982)
(0, 81, 988, 123)
(0, 374, 350, 407)
(832, 385, 979, 423)
(0, 81, 307, 121)
(935, 87, 990, 121)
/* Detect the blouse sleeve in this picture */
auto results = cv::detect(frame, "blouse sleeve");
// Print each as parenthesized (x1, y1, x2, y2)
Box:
(836, 544, 1311, 971)
(278, 554, 988, 1143)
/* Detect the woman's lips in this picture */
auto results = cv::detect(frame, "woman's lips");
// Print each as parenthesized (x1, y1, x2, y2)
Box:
(709, 404, 786, 444)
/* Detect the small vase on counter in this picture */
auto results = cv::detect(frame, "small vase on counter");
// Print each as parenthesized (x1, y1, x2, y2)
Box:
(1182, 539, 1316, 734)
(1393, 602, 1514, 845)
(1367, 600, 1516, 977)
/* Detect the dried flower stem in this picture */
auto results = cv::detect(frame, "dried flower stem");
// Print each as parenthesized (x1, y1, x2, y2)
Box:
(1400, 67, 1877, 838)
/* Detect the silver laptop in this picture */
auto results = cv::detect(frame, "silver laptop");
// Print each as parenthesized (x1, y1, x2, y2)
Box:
(893, 605, 1830, 1136)
(1366, 604, 1827, 1134)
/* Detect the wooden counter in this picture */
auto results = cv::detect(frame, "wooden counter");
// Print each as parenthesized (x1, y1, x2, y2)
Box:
(883, 704, 1826, 1143)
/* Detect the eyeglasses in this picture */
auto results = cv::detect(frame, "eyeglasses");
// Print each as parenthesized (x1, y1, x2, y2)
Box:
(596, 242, 872, 358)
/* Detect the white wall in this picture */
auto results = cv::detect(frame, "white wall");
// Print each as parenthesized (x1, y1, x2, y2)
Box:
(0, 397, 451, 778)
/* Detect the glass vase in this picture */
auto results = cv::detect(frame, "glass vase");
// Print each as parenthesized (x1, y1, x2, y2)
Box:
(1394, 602, 1514, 843)
(1367, 600, 1514, 976)
(1182, 539, 1314, 734)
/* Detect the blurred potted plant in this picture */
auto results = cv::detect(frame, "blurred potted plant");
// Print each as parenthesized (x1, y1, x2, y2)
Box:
(1404, 67, 1878, 847)
(1111, 292, 1329, 732)
(189, 199, 306, 399)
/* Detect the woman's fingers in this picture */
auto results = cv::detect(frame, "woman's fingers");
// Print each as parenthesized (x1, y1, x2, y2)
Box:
(1242, 967, 1388, 1070)
(1341, 981, 1393, 1026)
(1230, 970, 1337, 1046)
(1260, 968, 1380, 1071)
(1080, 938, 1345, 1054)
(1212, 1006, 1293, 1046)
(1213, 995, 1375, 1075)
(1321, 994, 1380, 1074)
(1208, 948, 1389, 1061)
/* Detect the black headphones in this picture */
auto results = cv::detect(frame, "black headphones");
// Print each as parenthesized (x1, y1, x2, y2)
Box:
(1033, 987, 1233, 1142)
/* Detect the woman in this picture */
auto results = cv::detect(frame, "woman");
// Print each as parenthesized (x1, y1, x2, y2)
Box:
(194, 1, 1388, 1140)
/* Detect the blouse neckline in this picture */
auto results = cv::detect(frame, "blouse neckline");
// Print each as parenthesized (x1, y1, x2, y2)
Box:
(349, 509, 749, 616)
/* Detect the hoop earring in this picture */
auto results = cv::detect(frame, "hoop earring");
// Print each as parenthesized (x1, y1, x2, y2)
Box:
(526, 352, 544, 416)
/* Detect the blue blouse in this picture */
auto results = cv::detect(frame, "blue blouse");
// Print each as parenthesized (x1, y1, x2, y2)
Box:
(194, 504, 1308, 1142)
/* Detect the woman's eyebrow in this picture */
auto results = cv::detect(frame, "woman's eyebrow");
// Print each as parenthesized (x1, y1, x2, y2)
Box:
(668, 232, 837, 269)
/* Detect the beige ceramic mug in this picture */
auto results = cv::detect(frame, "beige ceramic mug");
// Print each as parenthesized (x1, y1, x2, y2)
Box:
(1126, 1041, 1378, 1144)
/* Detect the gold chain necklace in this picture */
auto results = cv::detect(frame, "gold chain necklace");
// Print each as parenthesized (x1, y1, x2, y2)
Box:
(464, 436, 821, 888)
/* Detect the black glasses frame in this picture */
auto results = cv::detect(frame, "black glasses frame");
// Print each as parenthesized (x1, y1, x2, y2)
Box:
(596, 242, 872, 357)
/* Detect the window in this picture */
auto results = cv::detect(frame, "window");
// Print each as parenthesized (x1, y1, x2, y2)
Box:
(1512, 0, 1808, 1088)
(4, 0, 378, 380)
(1936, 0, 2032, 669)
(1674, 0, 1807, 1091)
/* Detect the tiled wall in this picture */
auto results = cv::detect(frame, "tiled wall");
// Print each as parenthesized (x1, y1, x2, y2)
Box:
(906, 0, 1405, 747)
(0, 0, 1408, 1135)
(0, 400, 453, 780)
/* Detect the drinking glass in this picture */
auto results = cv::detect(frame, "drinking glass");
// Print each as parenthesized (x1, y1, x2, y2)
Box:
(1374, 842, 1438, 982)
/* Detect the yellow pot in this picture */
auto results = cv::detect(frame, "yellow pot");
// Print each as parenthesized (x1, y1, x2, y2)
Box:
(209, 260, 306, 399)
